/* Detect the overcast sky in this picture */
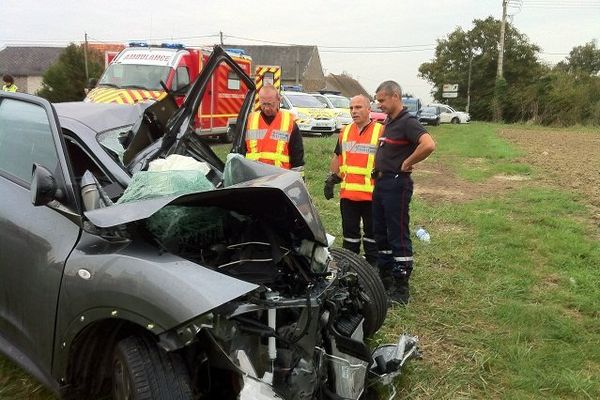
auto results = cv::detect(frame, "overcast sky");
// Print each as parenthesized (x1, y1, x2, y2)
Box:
(1, 0, 599, 104)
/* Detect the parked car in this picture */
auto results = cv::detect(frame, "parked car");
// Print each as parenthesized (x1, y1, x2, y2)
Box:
(402, 97, 422, 117)
(417, 106, 441, 126)
(0, 47, 418, 400)
(370, 102, 387, 123)
(310, 93, 352, 131)
(280, 91, 337, 136)
(429, 103, 470, 124)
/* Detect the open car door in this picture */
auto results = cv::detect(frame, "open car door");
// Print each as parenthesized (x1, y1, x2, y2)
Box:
(121, 46, 256, 174)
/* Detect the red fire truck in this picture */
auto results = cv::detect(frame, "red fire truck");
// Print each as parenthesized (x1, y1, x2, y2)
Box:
(85, 43, 252, 142)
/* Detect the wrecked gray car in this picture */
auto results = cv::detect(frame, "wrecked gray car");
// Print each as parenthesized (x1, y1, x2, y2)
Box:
(0, 46, 418, 400)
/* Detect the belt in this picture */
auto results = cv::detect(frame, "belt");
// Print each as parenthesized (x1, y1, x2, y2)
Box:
(372, 170, 410, 179)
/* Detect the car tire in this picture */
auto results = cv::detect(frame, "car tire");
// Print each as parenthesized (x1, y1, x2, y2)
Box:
(330, 247, 387, 337)
(112, 335, 193, 400)
(451, 117, 459, 124)
(221, 124, 235, 143)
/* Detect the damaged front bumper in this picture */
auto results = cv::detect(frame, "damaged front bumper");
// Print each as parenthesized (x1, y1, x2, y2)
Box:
(222, 329, 420, 400)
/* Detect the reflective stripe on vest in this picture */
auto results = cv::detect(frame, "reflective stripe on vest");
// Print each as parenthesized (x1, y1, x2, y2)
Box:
(245, 111, 293, 168)
(339, 122, 382, 201)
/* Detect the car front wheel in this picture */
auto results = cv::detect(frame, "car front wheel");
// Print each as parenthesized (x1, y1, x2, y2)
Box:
(330, 247, 388, 337)
(451, 117, 460, 124)
(112, 335, 193, 400)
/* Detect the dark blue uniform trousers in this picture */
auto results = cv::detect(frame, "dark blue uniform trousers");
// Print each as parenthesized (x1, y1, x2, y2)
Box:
(372, 173, 414, 278)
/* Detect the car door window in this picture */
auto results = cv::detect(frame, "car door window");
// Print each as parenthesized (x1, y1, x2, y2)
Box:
(0, 98, 59, 184)
(176, 66, 190, 90)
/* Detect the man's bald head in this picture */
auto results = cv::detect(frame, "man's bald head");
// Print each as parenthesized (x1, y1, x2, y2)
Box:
(349, 95, 372, 128)
(258, 84, 281, 117)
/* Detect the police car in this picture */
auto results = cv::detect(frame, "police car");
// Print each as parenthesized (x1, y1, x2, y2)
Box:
(280, 91, 337, 136)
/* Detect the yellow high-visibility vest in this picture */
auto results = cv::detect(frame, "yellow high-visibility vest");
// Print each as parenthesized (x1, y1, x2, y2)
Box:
(339, 121, 383, 201)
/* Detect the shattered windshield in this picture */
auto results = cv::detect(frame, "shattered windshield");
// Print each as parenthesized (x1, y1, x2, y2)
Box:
(97, 125, 133, 164)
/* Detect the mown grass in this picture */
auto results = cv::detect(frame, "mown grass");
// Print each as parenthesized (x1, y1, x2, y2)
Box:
(427, 123, 532, 182)
(1, 123, 598, 399)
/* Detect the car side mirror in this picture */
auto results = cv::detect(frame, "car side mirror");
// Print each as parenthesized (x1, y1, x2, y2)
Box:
(31, 163, 61, 206)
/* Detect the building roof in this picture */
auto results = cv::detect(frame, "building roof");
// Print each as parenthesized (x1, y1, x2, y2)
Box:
(0, 46, 65, 76)
(223, 45, 317, 81)
(324, 73, 372, 100)
(88, 43, 126, 54)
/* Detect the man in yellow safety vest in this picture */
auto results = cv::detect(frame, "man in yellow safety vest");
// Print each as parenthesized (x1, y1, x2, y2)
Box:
(324, 95, 383, 266)
(243, 85, 304, 173)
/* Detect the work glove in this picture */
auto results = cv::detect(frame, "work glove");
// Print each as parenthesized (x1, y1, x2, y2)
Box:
(323, 173, 342, 200)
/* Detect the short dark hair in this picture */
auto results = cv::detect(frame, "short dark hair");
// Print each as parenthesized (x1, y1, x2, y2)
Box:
(376, 80, 402, 98)
(2, 74, 14, 84)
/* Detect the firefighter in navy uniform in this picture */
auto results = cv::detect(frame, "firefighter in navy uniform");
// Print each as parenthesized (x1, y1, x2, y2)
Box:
(243, 84, 305, 172)
(324, 95, 382, 266)
(373, 81, 436, 304)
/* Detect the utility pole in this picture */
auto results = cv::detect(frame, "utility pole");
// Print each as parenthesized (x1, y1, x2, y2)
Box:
(467, 51, 474, 114)
(220, 31, 224, 46)
(295, 47, 300, 85)
(493, 0, 508, 121)
(84, 32, 89, 81)
(497, 0, 508, 79)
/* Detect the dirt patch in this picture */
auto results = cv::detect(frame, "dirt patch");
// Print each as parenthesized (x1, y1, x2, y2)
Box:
(500, 128, 600, 226)
(412, 128, 599, 228)
(412, 160, 528, 203)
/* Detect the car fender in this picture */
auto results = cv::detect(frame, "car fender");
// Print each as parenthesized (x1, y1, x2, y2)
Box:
(52, 231, 258, 378)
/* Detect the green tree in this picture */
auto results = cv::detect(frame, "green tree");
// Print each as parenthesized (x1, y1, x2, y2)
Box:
(418, 16, 543, 122)
(37, 43, 104, 102)
(562, 40, 600, 76)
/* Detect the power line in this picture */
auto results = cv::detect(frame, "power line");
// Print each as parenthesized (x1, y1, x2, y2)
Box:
(321, 48, 436, 54)
(224, 33, 435, 51)
(521, 0, 600, 8)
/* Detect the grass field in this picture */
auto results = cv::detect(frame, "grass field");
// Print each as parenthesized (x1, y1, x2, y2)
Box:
(1, 122, 598, 399)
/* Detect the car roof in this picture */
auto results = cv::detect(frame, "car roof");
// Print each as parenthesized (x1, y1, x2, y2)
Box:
(54, 102, 145, 134)
(282, 91, 313, 97)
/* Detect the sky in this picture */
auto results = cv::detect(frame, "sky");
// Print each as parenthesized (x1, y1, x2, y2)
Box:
(1, 0, 599, 104)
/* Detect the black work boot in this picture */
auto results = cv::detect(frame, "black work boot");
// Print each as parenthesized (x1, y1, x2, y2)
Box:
(388, 277, 410, 305)
(388, 264, 412, 305)
(379, 268, 409, 306)
(378, 268, 394, 292)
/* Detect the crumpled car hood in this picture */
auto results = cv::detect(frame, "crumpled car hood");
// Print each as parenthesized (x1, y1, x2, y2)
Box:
(85, 156, 328, 246)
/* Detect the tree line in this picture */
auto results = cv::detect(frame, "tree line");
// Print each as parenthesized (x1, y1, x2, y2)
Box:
(38, 23, 599, 127)
(418, 16, 600, 126)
